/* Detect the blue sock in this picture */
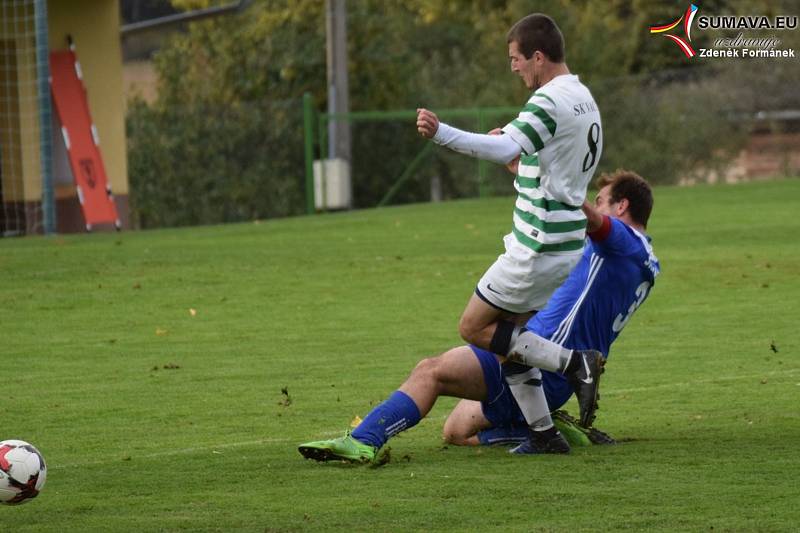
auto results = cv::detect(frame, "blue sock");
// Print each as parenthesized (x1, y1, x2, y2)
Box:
(351, 390, 422, 448)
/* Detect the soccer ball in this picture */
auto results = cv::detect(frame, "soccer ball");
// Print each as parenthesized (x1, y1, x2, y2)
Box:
(0, 440, 47, 505)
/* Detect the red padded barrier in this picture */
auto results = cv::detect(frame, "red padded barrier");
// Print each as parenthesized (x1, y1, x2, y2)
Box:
(50, 49, 119, 231)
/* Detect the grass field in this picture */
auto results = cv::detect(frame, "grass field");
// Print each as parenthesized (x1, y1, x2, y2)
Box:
(2, 179, 799, 531)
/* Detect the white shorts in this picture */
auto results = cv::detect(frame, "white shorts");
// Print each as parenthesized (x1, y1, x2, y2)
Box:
(476, 241, 582, 314)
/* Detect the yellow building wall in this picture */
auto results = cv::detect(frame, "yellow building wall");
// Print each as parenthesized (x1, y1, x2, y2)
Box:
(48, 0, 128, 198)
(0, 3, 40, 203)
(18, 32, 42, 202)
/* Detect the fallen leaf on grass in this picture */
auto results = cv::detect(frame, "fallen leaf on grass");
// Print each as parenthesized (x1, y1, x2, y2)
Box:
(278, 387, 292, 407)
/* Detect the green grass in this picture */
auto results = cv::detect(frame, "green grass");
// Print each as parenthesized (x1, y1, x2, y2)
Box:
(2, 179, 799, 531)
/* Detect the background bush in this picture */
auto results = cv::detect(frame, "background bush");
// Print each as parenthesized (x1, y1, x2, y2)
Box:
(127, 0, 797, 228)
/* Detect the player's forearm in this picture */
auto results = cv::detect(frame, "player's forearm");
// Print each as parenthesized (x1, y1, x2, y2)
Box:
(582, 201, 604, 233)
(433, 123, 521, 165)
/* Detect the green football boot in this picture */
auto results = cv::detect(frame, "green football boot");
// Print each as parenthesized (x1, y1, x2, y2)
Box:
(553, 414, 592, 447)
(553, 410, 616, 446)
(298, 432, 378, 463)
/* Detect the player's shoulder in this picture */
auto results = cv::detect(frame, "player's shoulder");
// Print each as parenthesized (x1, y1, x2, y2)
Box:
(523, 89, 558, 120)
(527, 88, 556, 105)
(603, 218, 652, 253)
(595, 218, 660, 278)
(529, 75, 594, 115)
(610, 217, 644, 243)
(622, 222, 659, 272)
(627, 223, 655, 254)
(540, 74, 588, 97)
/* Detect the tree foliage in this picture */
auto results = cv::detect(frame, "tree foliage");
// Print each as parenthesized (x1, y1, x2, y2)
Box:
(127, 0, 785, 227)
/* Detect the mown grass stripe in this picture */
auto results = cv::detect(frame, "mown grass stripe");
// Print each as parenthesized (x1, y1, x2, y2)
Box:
(1, 179, 799, 532)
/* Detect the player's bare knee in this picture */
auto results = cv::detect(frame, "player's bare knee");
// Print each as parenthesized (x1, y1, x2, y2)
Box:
(409, 356, 441, 386)
(441, 420, 460, 445)
(458, 315, 479, 345)
(442, 431, 459, 445)
(441, 424, 471, 446)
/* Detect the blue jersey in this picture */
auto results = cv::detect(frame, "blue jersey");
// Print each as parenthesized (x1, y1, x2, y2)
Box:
(531, 216, 660, 355)
(534, 216, 660, 404)
(475, 216, 660, 439)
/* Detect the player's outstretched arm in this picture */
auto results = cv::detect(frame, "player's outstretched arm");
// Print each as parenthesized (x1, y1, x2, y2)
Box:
(582, 200, 605, 233)
(416, 108, 521, 165)
(489, 128, 519, 174)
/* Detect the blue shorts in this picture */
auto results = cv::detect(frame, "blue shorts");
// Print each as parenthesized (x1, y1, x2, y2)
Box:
(471, 346, 574, 443)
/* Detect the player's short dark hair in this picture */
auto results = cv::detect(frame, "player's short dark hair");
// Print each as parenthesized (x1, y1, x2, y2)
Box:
(506, 14, 565, 62)
(596, 170, 654, 228)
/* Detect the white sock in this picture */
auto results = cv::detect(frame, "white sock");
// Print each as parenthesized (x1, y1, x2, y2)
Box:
(504, 366, 553, 430)
(509, 330, 573, 372)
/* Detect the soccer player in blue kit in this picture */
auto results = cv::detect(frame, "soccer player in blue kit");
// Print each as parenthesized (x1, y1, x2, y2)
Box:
(446, 170, 660, 450)
(298, 170, 660, 461)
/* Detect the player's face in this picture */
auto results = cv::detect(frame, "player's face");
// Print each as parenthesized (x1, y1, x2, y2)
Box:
(595, 185, 617, 216)
(508, 41, 538, 90)
(595, 185, 627, 218)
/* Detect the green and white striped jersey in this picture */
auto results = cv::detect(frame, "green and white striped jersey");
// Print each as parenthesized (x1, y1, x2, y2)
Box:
(502, 74, 602, 255)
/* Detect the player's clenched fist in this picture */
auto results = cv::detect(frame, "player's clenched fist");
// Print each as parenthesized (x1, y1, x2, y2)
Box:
(416, 108, 440, 138)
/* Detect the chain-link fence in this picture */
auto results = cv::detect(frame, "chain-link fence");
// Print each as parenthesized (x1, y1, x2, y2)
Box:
(126, 60, 800, 230)
(0, 0, 52, 237)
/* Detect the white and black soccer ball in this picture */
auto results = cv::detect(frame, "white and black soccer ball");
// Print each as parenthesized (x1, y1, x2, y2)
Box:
(0, 440, 47, 505)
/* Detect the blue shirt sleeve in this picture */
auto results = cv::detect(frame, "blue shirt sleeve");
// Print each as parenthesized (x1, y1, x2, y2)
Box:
(592, 217, 644, 257)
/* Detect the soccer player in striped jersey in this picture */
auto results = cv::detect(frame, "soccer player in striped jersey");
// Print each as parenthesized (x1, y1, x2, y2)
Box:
(416, 14, 603, 447)
(298, 171, 658, 461)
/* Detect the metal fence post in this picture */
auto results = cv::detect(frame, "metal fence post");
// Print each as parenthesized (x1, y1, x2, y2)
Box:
(35, 0, 55, 234)
(302, 92, 315, 215)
